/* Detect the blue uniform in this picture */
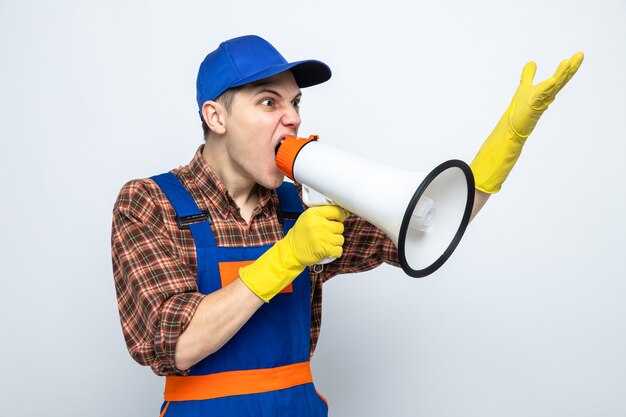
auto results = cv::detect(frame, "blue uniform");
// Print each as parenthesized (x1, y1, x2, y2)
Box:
(151, 173, 328, 417)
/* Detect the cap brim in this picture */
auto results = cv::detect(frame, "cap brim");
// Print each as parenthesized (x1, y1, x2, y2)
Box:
(231, 60, 331, 89)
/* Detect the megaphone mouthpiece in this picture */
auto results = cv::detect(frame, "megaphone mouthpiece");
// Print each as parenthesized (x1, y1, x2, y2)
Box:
(410, 196, 436, 232)
(276, 135, 319, 183)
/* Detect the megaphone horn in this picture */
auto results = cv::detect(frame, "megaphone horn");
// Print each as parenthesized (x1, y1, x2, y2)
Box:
(276, 135, 475, 278)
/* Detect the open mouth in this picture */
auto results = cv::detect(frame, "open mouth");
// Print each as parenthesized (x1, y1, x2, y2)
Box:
(275, 138, 286, 155)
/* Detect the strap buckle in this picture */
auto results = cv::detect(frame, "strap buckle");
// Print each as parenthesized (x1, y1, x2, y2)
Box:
(175, 211, 211, 229)
(277, 210, 300, 222)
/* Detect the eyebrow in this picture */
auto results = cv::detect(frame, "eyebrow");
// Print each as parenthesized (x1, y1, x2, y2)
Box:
(250, 84, 302, 100)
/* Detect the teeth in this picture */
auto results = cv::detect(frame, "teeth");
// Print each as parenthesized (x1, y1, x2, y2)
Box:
(275, 137, 288, 155)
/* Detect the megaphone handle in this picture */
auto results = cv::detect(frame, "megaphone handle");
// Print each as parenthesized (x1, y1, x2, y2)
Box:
(302, 184, 334, 207)
(301, 185, 338, 266)
(317, 257, 336, 265)
(312, 256, 336, 274)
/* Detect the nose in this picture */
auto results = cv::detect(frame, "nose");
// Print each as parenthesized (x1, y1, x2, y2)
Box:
(281, 105, 301, 130)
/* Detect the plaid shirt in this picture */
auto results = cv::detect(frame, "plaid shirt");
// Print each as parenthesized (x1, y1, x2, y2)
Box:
(112, 145, 399, 376)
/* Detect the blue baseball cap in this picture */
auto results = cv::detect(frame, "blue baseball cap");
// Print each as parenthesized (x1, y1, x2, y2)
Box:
(196, 35, 331, 118)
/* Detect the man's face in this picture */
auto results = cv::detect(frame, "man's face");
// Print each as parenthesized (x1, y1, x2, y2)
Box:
(222, 71, 302, 190)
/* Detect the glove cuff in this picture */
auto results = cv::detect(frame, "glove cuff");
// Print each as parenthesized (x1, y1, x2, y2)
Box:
(470, 110, 527, 193)
(239, 238, 305, 302)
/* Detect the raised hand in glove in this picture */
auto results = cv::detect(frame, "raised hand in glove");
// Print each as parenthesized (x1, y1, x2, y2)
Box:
(239, 205, 349, 302)
(470, 52, 584, 193)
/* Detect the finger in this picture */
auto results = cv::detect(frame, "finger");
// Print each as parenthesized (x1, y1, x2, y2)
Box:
(313, 205, 349, 222)
(551, 59, 571, 91)
(562, 51, 584, 86)
(520, 61, 537, 86)
(327, 245, 344, 259)
(325, 233, 345, 248)
(324, 220, 345, 236)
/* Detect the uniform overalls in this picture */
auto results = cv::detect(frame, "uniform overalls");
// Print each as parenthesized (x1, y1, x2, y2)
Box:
(151, 173, 329, 417)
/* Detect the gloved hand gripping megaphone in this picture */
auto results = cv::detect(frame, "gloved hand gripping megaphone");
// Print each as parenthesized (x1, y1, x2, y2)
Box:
(276, 135, 475, 278)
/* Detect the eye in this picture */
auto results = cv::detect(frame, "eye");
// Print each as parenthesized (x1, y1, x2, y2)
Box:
(259, 98, 275, 107)
(292, 98, 301, 109)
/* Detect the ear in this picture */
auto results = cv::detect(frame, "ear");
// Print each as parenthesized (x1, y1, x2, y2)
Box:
(202, 101, 227, 135)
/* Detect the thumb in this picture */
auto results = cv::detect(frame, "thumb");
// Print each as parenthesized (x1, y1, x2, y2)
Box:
(520, 61, 537, 86)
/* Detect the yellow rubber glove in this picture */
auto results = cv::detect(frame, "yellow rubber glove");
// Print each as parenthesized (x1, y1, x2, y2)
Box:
(239, 205, 349, 302)
(470, 52, 584, 193)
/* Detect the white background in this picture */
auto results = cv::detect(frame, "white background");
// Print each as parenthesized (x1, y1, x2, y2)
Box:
(1, 1, 625, 416)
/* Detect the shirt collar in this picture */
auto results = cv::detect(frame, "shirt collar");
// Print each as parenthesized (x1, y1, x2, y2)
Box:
(188, 145, 275, 220)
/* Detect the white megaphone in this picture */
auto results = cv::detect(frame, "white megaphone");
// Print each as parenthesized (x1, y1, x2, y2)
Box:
(276, 135, 475, 278)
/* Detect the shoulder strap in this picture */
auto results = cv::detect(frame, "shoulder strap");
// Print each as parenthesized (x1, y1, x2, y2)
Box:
(275, 181, 303, 233)
(150, 172, 216, 248)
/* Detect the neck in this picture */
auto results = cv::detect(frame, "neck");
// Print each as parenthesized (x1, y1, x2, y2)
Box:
(202, 140, 259, 209)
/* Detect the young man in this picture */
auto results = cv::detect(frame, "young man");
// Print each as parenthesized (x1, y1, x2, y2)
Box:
(112, 35, 583, 416)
